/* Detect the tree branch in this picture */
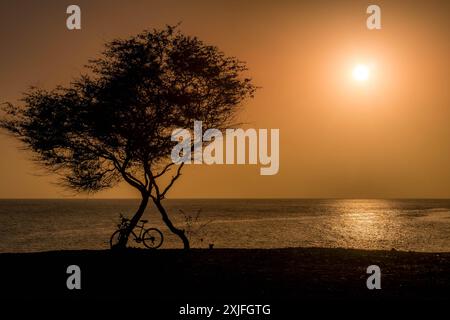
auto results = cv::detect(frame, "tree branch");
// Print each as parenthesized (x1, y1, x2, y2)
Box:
(160, 162, 184, 199)
(112, 156, 145, 191)
(154, 162, 175, 178)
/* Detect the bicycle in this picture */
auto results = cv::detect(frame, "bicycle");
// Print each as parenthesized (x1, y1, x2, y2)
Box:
(110, 215, 163, 249)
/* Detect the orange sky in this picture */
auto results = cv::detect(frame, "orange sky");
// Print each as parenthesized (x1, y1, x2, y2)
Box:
(0, 0, 449, 198)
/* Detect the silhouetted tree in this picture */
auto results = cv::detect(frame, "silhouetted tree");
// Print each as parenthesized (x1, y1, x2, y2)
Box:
(0, 25, 256, 249)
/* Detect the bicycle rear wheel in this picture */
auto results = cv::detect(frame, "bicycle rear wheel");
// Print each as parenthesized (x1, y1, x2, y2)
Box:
(143, 228, 163, 249)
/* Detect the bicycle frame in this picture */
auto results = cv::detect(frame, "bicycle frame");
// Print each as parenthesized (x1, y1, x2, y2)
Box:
(134, 222, 146, 240)
(111, 218, 163, 249)
(122, 221, 146, 241)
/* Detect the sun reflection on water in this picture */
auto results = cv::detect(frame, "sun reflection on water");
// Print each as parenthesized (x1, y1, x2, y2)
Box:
(332, 200, 405, 250)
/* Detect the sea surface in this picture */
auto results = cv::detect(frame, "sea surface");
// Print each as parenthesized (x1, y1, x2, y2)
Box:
(1, 199, 450, 253)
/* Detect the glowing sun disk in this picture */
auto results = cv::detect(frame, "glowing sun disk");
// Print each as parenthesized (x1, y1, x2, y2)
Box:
(352, 64, 370, 81)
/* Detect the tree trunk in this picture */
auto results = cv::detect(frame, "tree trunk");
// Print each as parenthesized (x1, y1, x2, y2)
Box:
(153, 199, 190, 250)
(114, 191, 149, 249)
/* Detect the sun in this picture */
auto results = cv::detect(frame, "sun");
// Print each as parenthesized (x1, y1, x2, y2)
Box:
(352, 64, 370, 81)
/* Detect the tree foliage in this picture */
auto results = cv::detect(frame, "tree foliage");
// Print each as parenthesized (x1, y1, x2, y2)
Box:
(1, 25, 256, 248)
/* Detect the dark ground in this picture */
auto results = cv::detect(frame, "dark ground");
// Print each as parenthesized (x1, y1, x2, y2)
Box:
(1, 248, 449, 315)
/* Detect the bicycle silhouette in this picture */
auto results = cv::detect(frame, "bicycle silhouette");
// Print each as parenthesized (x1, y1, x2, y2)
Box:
(110, 215, 163, 249)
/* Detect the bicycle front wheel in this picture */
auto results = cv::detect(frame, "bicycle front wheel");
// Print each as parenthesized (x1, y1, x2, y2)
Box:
(110, 230, 123, 248)
(143, 228, 163, 249)
(110, 230, 138, 248)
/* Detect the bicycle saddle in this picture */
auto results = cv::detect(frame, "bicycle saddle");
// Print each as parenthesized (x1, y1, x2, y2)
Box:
(140, 219, 148, 223)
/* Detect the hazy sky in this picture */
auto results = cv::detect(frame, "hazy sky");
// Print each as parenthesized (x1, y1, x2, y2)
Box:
(0, 0, 449, 198)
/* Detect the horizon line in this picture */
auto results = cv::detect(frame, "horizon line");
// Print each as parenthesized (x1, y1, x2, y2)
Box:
(0, 197, 449, 200)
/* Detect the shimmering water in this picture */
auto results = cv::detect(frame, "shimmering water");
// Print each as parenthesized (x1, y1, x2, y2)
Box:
(1, 199, 450, 253)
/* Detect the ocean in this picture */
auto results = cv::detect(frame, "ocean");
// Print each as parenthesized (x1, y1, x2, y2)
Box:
(0, 199, 450, 253)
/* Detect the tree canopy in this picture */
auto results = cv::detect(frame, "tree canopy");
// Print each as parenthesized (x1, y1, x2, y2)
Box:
(1, 25, 256, 248)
